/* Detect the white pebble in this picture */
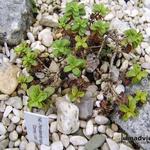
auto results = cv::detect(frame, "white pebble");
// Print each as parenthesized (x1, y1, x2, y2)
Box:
(115, 84, 125, 95)
(98, 125, 106, 133)
(106, 138, 119, 150)
(85, 120, 93, 136)
(51, 141, 63, 150)
(50, 121, 57, 133)
(70, 136, 88, 146)
(0, 123, 7, 135)
(3, 106, 13, 117)
(95, 115, 109, 125)
(11, 116, 20, 124)
(60, 134, 69, 148)
(9, 131, 18, 141)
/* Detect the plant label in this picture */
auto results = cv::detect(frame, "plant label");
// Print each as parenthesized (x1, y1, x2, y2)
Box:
(24, 111, 49, 145)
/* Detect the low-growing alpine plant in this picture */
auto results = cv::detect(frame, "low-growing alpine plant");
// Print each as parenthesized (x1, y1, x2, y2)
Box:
(64, 55, 86, 77)
(27, 85, 55, 109)
(15, 42, 39, 70)
(119, 90, 148, 121)
(18, 74, 33, 90)
(52, 39, 71, 57)
(126, 64, 148, 84)
(68, 86, 85, 103)
(93, 3, 110, 17)
(122, 29, 143, 49)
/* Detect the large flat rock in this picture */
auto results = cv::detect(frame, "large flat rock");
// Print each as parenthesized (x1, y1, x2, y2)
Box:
(0, 0, 34, 45)
(112, 78, 150, 150)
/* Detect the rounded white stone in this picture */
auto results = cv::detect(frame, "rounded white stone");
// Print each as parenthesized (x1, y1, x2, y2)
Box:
(70, 136, 88, 146)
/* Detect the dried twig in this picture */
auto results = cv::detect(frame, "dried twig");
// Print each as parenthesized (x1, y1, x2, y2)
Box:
(97, 37, 106, 58)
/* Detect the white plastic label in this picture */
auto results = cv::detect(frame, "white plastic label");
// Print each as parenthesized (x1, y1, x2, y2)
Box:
(24, 111, 49, 145)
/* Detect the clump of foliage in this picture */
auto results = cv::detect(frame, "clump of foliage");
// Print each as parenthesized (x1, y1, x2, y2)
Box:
(75, 36, 88, 50)
(27, 85, 55, 109)
(119, 95, 138, 121)
(126, 64, 148, 84)
(51, 1, 146, 122)
(71, 17, 88, 36)
(30, 0, 38, 14)
(18, 74, 33, 90)
(68, 86, 85, 103)
(135, 90, 148, 104)
(91, 20, 109, 35)
(52, 39, 71, 57)
(15, 42, 39, 69)
(93, 4, 110, 17)
(122, 29, 143, 49)
(65, 2, 86, 18)
(64, 55, 86, 77)
(119, 90, 148, 121)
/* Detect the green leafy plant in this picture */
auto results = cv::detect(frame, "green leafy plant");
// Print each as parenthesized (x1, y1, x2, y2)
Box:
(30, 0, 38, 14)
(135, 90, 148, 103)
(68, 86, 85, 103)
(15, 42, 39, 69)
(91, 20, 109, 35)
(93, 4, 110, 17)
(27, 85, 55, 109)
(75, 36, 88, 50)
(64, 55, 86, 77)
(52, 39, 71, 57)
(65, 2, 86, 19)
(123, 29, 143, 49)
(119, 95, 138, 121)
(71, 17, 88, 36)
(22, 51, 39, 69)
(14, 42, 30, 55)
(126, 64, 148, 84)
(59, 16, 70, 30)
(18, 74, 33, 90)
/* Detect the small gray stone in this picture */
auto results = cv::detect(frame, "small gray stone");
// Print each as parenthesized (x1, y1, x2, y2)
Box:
(50, 121, 57, 133)
(95, 115, 109, 125)
(19, 141, 27, 150)
(40, 144, 51, 150)
(49, 61, 59, 73)
(70, 136, 88, 146)
(40, 14, 58, 27)
(27, 32, 35, 43)
(3, 105, 13, 117)
(38, 28, 53, 47)
(0, 139, 9, 149)
(106, 138, 119, 150)
(85, 120, 93, 136)
(77, 96, 94, 120)
(66, 145, 75, 150)
(101, 143, 110, 150)
(51, 141, 63, 150)
(113, 132, 122, 142)
(0, 123, 6, 135)
(110, 66, 119, 82)
(52, 133, 59, 142)
(0, 94, 9, 101)
(98, 125, 106, 133)
(56, 97, 79, 134)
(85, 134, 106, 150)
(5, 97, 23, 109)
(0, 63, 20, 95)
(7, 123, 16, 132)
(26, 142, 36, 150)
(60, 134, 69, 148)
(9, 131, 18, 141)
